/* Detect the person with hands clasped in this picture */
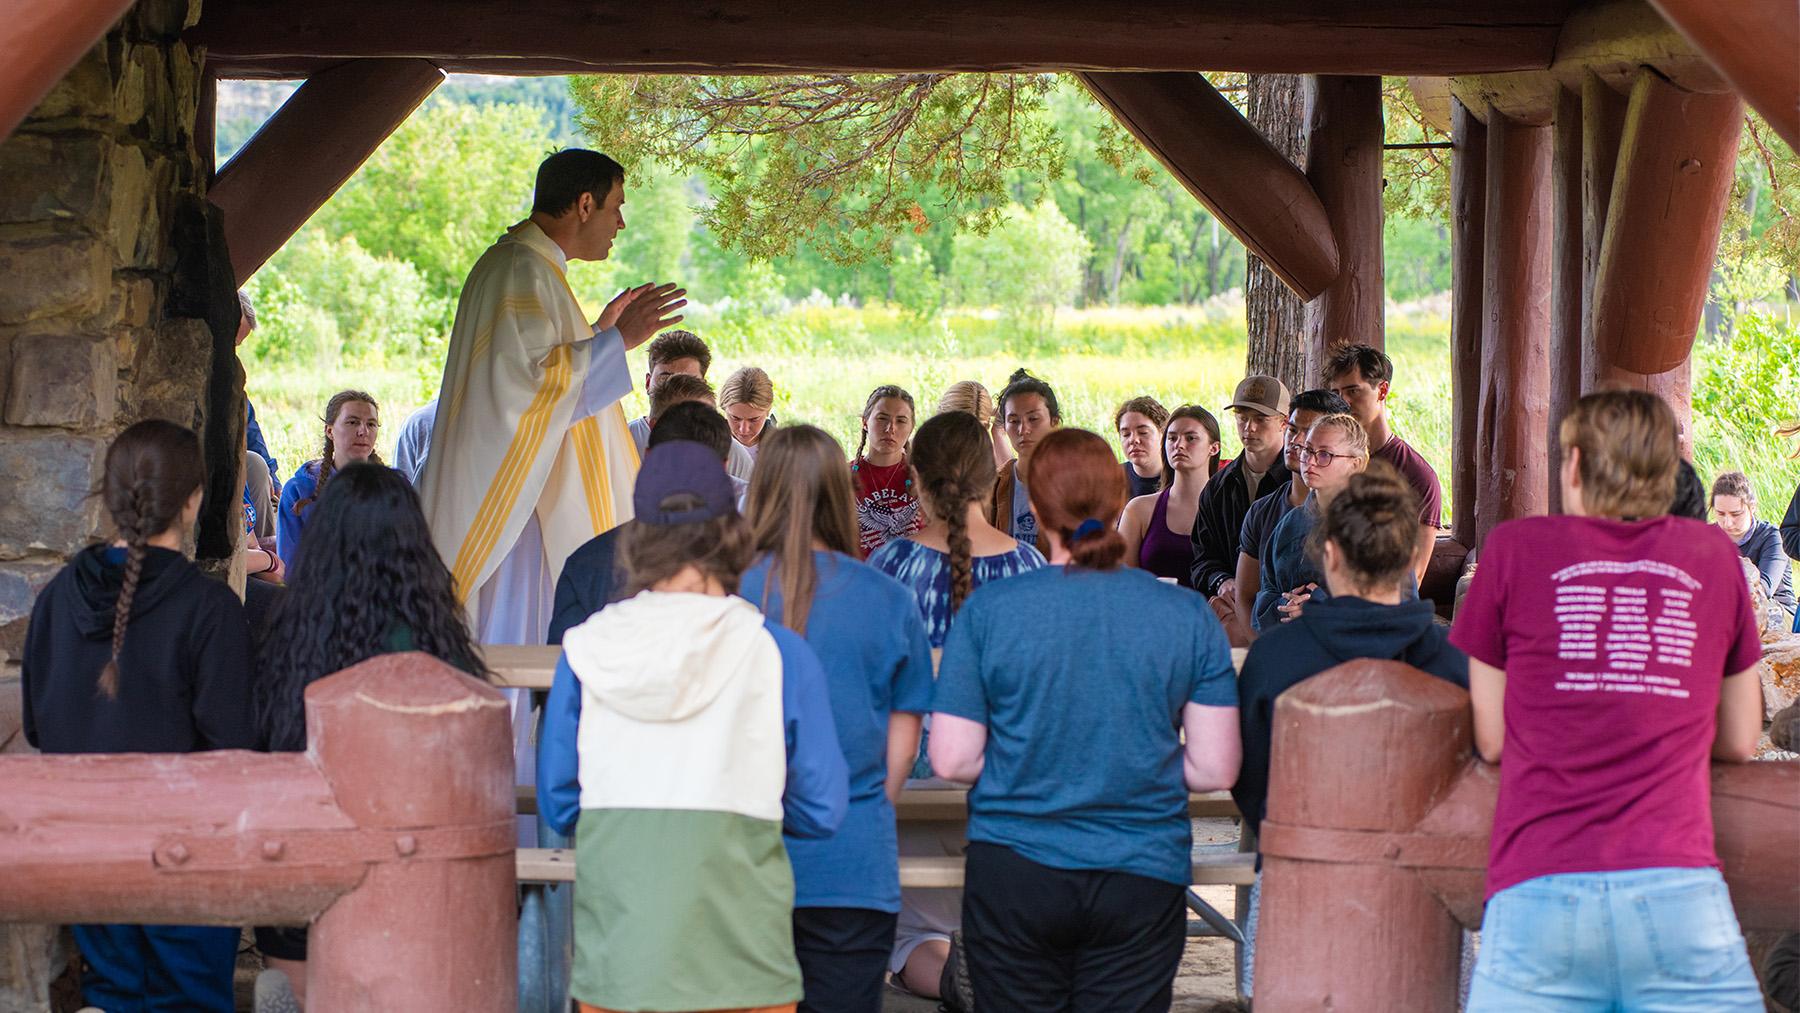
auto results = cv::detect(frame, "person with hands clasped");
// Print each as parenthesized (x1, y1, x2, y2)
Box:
(929, 428, 1240, 1011)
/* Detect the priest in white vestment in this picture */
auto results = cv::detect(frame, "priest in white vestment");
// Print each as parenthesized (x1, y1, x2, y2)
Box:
(419, 149, 685, 645)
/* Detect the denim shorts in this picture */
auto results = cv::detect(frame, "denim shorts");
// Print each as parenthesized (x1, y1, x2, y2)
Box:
(1469, 867, 1763, 1012)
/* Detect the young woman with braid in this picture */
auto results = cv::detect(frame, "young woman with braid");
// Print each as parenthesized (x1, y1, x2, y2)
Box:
(1119, 404, 1223, 586)
(851, 384, 923, 556)
(741, 426, 935, 1013)
(252, 462, 489, 1009)
(929, 428, 1240, 1010)
(866, 410, 1045, 1004)
(275, 389, 381, 570)
(22, 420, 254, 1012)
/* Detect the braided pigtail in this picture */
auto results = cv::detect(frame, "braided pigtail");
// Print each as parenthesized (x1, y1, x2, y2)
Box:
(295, 435, 334, 515)
(939, 476, 975, 613)
(98, 485, 150, 699)
(296, 389, 378, 514)
(95, 420, 205, 700)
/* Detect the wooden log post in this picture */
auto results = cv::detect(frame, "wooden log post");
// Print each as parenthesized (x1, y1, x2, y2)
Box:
(0, 653, 516, 1009)
(1449, 100, 1486, 549)
(1578, 73, 1628, 397)
(1078, 72, 1339, 301)
(1252, 661, 1800, 1012)
(1590, 70, 1742, 454)
(1548, 88, 1583, 513)
(1476, 112, 1552, 544)
(1301, 75, 1385, 371)
(209, 58, 444, 283)
(0, 0, 136, 141)
(1647, 0, 1799, 150)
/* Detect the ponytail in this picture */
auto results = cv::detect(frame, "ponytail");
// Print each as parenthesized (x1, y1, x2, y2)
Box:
(1023, 428, 1128, 571)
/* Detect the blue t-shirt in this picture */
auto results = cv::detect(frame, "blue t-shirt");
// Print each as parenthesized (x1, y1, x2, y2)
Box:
(740, 550, 936, 911)
(931, 565, 1238, 885)
(866, 538, 1048, 648)
(275, 460, 322, 570)
(1010, 472, 1038, 544)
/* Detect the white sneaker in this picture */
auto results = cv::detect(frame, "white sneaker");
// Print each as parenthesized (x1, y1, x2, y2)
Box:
(254, 968, 302, 1013)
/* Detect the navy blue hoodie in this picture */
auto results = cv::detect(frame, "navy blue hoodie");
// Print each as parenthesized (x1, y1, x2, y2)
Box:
(22, 545, 254, 754)
(1233, 595, 1467, 838)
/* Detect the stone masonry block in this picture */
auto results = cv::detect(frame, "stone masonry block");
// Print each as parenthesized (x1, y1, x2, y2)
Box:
(5, 334, 117, 428)
(104, 275, 159, 330)
(0, 230, 112, 325)
(0, 557, 62, 670)
(0, 431, 106, 559)
(0, 133, 110, 227)
(105, 144, 158, 267)
(30, 45, 114, 124)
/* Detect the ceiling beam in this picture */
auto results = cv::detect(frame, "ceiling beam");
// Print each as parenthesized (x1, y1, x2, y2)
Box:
(0, 0, 136, 141)
(1648, 0, 1799, 150)
(191, 0, 1571, 77)
(209, 58, 443, 283)
(1079, 72, 1339, 301)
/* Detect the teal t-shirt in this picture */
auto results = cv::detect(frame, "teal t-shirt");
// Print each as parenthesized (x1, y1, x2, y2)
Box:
(741, 550, 935, 911)
(931, 565, 1237, 885)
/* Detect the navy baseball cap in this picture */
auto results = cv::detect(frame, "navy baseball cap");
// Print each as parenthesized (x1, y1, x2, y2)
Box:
(633, 440, 738, 525)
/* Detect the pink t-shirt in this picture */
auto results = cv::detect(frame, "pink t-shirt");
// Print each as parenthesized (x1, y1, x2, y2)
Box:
(852, 457, 922, 557)
(1450, 515, 1762, 898)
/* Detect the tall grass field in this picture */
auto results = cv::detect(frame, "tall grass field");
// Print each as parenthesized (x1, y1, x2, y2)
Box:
(246, 300, 1800, 529)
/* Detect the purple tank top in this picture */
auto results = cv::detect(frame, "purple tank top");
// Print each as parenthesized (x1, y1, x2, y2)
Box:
(1139, 488, 1195, 587)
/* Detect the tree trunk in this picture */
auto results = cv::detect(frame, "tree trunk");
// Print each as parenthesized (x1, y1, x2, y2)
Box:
(1107, 218, 1134, 305)
(1244, 73, 1308, 394)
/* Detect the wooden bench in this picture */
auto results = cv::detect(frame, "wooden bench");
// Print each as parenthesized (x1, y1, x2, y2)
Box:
(517, 848, 1256, 888)
(517, 784, 1240, 820)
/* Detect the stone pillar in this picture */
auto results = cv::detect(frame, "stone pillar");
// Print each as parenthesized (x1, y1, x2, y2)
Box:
(0, 2, 237, 1005)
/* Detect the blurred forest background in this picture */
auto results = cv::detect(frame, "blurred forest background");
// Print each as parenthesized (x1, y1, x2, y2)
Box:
(220, 73, 1800, 521)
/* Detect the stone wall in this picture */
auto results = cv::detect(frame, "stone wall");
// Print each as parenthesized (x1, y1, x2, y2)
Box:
(0, 6, 240, 1001)
(0, 0, 241, 688)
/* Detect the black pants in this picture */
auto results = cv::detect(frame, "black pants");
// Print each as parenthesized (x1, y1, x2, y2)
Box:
(793, 906, 898, 1013)
(960, 842, 1185, 1013)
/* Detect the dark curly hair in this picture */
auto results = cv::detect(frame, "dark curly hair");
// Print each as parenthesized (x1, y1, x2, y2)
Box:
(255, 463, 488, 752)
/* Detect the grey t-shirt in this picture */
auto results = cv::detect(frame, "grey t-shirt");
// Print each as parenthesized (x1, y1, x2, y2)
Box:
(1011, 472, 1038, 543)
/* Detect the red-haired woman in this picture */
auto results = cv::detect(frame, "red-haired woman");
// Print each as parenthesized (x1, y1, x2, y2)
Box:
(928, 428, 1241, 1010)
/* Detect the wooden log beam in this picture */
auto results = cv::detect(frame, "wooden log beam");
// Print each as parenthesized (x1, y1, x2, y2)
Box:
(1591, 69, 1742, 377)
(1648, 0, 1799, 150)
(1476, 112, 1552, 544)
(1300, 75, 1385, 363)
(1080, 72, 1339, 301)
(190, 0, 1572, 77)
(1449, 101, 1486, 548)
(0, 0, 136, 141)
(1450, 0, 1728, 127)
(209, 58, 443, 283)
(1548, 88, 1582, 514)
(1578, 73, 1628, 397)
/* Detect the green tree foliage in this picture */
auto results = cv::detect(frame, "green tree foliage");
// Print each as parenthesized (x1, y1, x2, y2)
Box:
(242, 229, 446, 369)
(952, 201, 1091, 335)
(571, 73, 1063, 264)
(309, 101, 553, 313)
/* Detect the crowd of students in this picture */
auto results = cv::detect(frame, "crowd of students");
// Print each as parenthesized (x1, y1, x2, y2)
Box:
(19, 313, 1799, 1012)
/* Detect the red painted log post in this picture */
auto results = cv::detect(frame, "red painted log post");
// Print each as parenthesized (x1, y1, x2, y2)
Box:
(1252, 661, 1800, 1012)
(1251, 661, 1476, 1010)
(1449, 99, 1486, 549)
(1301, 74, 1385, 367)
(0, 653, 516, 1009)
(1475, 111, 1552, 545)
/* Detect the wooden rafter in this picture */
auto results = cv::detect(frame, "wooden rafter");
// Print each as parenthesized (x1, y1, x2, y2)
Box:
(1649, 0, 1799, 149)
(1079, 72, 1339, 302)
(191, 0, 1573, 77)
(209, 58, 444, 283)
(0, 0, 136, 140)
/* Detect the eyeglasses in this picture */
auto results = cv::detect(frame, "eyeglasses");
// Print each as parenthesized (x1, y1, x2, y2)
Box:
(1298, 445, 1352, 466)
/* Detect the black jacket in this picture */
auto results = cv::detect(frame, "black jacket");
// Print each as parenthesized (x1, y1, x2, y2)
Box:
(1188, 454, 1290, 596)
(1783, 484, 1800, 563)
(1232, 595, 1467, 838)
(22, 545, 255, 754)
(549, 524, 625, 645)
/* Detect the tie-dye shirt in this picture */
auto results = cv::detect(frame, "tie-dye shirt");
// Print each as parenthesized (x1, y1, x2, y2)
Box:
(866, 538, 1049, 648)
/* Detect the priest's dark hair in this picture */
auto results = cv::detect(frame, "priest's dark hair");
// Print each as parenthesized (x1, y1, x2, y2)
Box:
(532, 148, 626, 216)
(255, 462, 488, 752)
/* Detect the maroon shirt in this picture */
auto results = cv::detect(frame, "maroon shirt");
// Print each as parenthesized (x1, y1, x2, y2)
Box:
(1450, 515, 1762, 898)
(1373, 434, 1443, 529)
(852, 457, 922, 557)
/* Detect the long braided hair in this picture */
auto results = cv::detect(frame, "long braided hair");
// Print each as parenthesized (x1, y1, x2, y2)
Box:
(854, 384, 916, 461)
(912, 411, 997, 614)
(256, 463, 489, 751)
(294, 390, 381, 515)
(97, 420, 205, 699)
